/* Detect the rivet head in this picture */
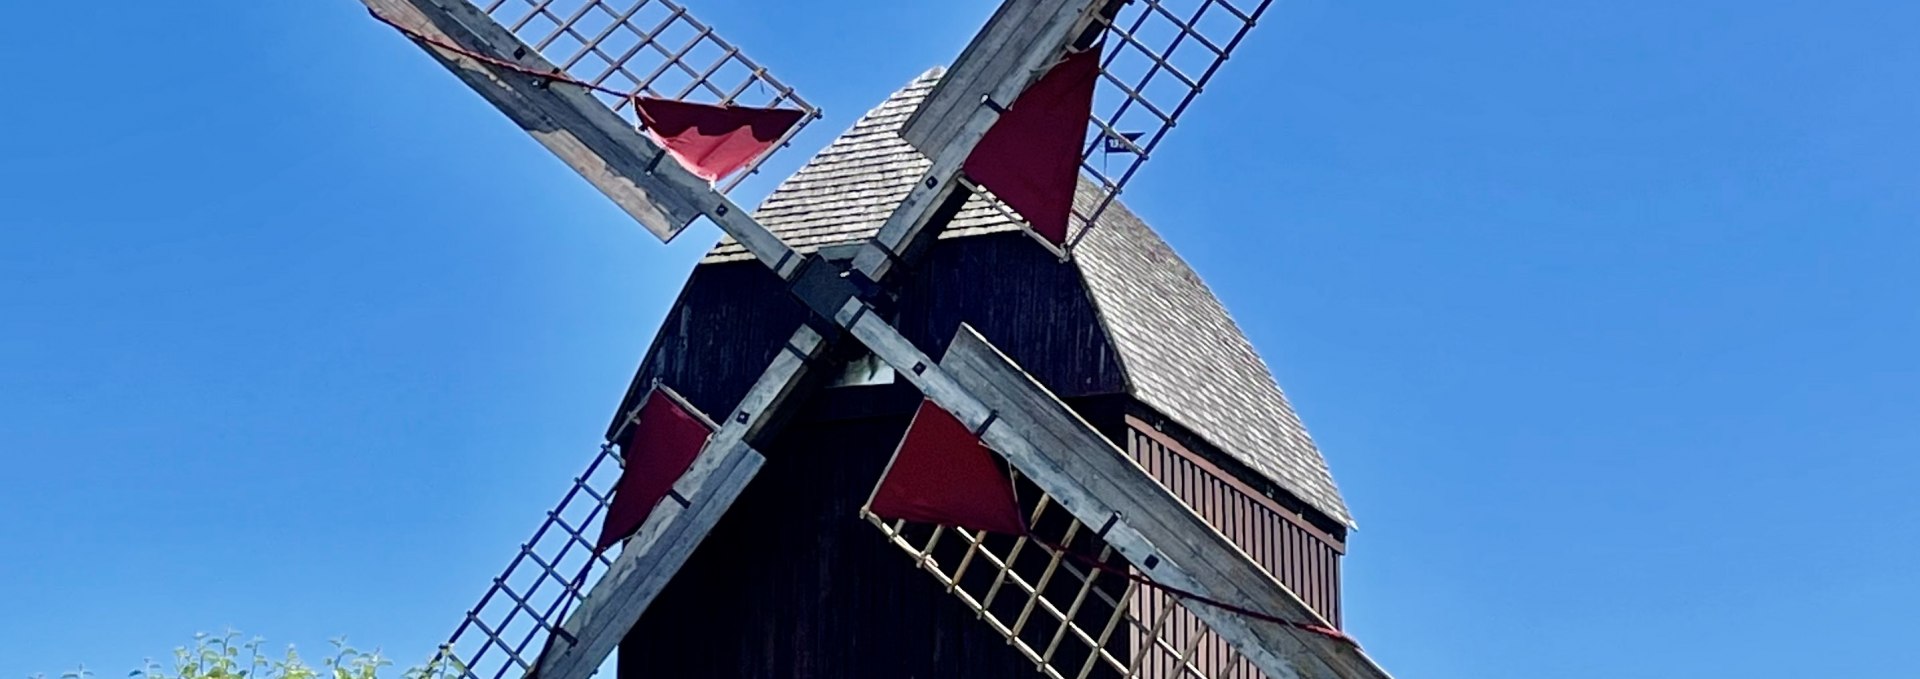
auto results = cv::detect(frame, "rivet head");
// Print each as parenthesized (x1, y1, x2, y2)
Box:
(1143, 555, 1160, 569)
(911, 362, 926, 375)
(715, 204, 729, 216)
(735, 411, 749, 424)
(924, 176, 937, 189)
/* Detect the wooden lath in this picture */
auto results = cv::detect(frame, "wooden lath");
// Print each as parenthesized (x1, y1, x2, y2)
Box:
(423, 384, 746, 679)
(1067, 0, 1278, 248)
(430, 442, 621, 679)
(866, 473, 1274, 678)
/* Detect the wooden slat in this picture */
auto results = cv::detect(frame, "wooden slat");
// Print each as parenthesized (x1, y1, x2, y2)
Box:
(933, 325, 1394, 679)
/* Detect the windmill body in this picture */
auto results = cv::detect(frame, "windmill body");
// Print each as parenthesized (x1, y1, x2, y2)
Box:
(352, 0, 1393, 677)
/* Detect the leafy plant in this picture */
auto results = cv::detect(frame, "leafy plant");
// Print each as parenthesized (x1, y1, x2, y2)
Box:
(38, 632, 463, 679)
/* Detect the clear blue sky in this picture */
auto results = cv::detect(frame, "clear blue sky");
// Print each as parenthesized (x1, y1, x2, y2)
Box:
(3, 1, 1915, 677)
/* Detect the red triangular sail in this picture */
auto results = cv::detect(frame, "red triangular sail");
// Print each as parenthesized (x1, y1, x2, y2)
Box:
(596, 388, 716, 551)
(869, 400, 1026, 536)
(634, 97, 805, 182)
(962, 48, 1100, 245)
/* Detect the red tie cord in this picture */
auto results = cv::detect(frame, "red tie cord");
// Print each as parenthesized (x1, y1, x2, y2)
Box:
(1032, 534, 1358, 647)
(367, 9, 636, 102)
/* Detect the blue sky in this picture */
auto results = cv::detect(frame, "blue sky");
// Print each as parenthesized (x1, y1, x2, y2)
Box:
(3, 1, 1916, 677)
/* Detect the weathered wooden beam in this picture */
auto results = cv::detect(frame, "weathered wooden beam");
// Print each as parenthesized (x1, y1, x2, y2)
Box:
(851, 0, 1118, 280)
(532, 326, 829, 679)
(361, 0, 805, 279)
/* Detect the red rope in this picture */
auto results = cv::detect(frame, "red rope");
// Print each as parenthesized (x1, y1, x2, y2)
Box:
(1033, 534, 1357, 647)
(366, 8, 640, 103)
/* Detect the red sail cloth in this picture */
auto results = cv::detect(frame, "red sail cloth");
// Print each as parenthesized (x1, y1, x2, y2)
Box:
(961, 48, 1100, 245)
(869, 399, 1027, 536)
(596, 389, 716, 551)
(634, 97, 805, 182)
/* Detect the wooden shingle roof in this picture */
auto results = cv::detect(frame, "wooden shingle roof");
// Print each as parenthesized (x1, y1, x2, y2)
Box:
(709, 69, 1353, 527)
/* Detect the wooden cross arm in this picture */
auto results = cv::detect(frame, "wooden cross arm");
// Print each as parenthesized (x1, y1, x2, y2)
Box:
(836, 315, 1395, 679)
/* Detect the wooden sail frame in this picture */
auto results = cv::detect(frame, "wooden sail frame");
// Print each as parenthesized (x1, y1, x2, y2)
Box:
(867, 480, 1275, 678)
(472, 0, 818, 192)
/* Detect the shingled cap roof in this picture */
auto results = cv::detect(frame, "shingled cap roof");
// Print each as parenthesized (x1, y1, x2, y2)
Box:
(709, 69, 1354, 527)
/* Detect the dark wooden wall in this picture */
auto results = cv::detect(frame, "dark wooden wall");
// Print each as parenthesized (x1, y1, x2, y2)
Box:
(608, 233, 1127, 439)
(619, 389, 1135, 677)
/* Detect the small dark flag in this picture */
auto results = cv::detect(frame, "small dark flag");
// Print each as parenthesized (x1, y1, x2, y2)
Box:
(1102, 131, 1144, 154)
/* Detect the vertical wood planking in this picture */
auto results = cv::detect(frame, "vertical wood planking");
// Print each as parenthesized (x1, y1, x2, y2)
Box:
(1121, 422, 1344, 628)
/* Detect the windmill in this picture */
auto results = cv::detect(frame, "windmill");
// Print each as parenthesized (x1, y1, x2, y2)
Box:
(357, 1, 1393, 678)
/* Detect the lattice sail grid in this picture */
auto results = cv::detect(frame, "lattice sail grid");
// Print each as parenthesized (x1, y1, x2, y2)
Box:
(431, 444, 622, 679)
(1068, 0, 1278, 248)
(867, 472, 1272, 679)
(477, 0, 821, 189)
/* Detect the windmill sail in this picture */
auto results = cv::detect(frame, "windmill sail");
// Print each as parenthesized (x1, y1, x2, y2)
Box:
(361, 0, 820, 241)
(470, 0, 818, 187)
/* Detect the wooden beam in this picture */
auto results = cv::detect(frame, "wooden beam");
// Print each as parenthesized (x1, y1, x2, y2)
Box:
(532, 326, 829, 679)
(851, 0, 1117, 280)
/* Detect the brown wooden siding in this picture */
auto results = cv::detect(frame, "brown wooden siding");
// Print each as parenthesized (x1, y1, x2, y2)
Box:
(1123, 416, 1344, 629)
